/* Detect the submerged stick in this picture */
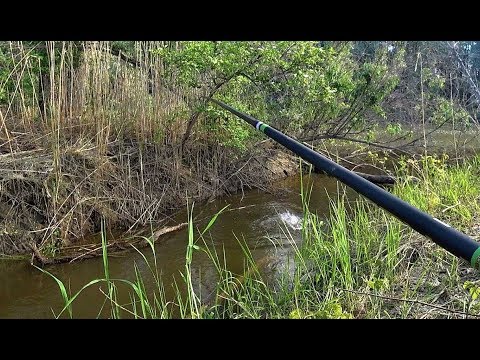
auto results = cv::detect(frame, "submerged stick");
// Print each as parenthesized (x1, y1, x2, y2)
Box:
(31, 223, 187, 267)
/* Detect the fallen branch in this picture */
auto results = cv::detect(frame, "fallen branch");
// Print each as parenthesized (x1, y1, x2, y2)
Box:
(31, 222, 187, 267)
(353, 171, 396, 185)
(301, 134, 414, 156)
(152, 222, 187, 238)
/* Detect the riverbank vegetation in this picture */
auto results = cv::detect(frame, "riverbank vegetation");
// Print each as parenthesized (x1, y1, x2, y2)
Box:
(41, 155, 480, 318)
(1, 41, 480, 318)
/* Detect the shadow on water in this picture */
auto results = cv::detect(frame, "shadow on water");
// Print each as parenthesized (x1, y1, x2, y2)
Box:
(0, 173, 358, 318)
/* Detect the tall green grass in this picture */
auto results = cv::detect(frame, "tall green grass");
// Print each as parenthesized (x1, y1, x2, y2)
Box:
(37, 155, 480, 318)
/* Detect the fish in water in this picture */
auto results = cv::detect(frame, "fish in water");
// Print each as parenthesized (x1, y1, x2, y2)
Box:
(279, 210, 303, 230)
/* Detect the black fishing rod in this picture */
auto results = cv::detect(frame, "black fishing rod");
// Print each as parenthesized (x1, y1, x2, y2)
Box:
(210, 98, 480, 269)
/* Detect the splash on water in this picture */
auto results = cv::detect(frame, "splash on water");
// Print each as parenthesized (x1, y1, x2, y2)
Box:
(279, 210, 303, 230)
(254, 209, 304, 232)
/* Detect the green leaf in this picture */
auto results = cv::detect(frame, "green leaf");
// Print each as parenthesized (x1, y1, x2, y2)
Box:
(33, 265, 73, 318)
(289, 308, 304, 319)
(464, 281, 480, 301)
(200, 205, 230, 236)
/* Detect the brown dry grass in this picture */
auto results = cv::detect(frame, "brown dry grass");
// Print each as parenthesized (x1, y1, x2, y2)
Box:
(0, 41, 297, 255)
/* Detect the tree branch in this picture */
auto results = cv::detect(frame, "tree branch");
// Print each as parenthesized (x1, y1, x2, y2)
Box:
(300, 134, 414, 155)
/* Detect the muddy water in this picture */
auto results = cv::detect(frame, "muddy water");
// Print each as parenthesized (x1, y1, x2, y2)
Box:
(0, 174, 357, 318)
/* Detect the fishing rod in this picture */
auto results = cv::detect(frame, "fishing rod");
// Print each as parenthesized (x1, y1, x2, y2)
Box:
(210, 98, 480, 269)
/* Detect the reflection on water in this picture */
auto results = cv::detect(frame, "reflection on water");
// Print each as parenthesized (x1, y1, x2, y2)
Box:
(0, 173, 357, 318)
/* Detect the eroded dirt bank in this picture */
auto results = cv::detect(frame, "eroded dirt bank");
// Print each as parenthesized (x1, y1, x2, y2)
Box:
(0, 139, 299, 256)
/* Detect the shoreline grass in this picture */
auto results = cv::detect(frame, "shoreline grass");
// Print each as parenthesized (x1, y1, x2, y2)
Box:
(37, 154, 480, 318)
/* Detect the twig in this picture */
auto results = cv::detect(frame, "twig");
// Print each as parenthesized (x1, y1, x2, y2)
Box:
(301, 135, 413, 156)
(400, 118, 450, 148)
(341, 288, 480, 318)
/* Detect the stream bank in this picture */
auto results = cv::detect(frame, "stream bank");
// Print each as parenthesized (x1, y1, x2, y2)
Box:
(0, 138, 299, 257)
